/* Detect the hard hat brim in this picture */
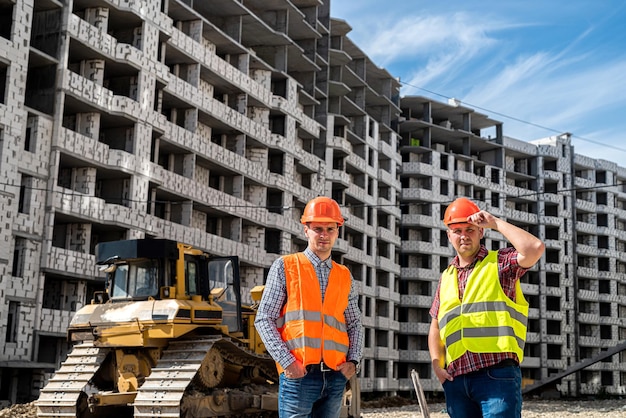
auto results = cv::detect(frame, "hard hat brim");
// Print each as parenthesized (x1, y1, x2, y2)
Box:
(445, 218, 471, 226)
(302, 217, 343, 226)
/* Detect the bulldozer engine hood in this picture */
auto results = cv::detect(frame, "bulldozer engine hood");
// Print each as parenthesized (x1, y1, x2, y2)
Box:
(69, 299, 223, 343)
(70, 300, 222, 329)
(70, 300, 186, 325)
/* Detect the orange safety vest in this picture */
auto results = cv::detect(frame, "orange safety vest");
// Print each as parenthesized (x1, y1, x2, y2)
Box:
(275, 252, 351, 373)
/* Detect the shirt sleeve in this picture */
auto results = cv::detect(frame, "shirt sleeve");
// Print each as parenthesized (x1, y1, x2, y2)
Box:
(429, 278, 442, 319)
(498, 247, 528, 299)
(253, 257, 296, 369)
(345, 275, 364, 362)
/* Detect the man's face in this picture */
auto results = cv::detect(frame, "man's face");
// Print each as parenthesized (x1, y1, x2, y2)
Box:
(304, 222, 339, 256)
(446, 223, 483, 258)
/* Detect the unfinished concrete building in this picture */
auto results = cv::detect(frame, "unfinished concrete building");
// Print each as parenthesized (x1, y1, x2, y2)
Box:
(397, 96, 626, 396)
(1, 0, 626, 407)
(0, 0, 402, 404)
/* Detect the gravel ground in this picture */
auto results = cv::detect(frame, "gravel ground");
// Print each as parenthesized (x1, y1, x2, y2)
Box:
(362, 399, 626, 418)
(3, 399, 626, 417)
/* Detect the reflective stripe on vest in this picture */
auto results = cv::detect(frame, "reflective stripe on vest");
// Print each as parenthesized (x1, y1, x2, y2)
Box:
(276, 252, 350, 373)
(438, 251, 529, 365)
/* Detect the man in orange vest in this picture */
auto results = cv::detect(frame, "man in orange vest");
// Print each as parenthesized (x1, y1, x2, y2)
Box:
(255, 196, 363, 417)
(429, 197, 545, 418)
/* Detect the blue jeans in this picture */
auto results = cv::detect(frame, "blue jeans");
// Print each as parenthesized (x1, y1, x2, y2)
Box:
(279, 368, 347, 418)
(442, 365, 522, 418)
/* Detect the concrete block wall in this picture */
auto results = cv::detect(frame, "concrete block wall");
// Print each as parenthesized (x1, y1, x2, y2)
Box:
(0, 0, 46, 386)
(2, 0, 624, 405)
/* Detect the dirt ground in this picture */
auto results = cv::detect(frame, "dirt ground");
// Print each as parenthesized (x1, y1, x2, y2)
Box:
(3, 398, 626, 417)
(361, 398, 626, 418)
(0, 402, 37, 418)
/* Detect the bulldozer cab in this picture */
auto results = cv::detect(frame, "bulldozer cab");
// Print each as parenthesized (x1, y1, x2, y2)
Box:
(95, 238, 244, 334)
(96, 239, 179, 302)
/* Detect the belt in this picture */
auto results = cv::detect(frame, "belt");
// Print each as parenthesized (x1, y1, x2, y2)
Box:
(306, 362, 333, 373)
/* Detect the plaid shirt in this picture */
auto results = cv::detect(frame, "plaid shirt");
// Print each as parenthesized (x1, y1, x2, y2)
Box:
(255, 247, 364, 370)
(429, 245, 528, 377)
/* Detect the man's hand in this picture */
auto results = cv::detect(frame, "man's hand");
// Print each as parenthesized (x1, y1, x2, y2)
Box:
(283, 361, 306, 379)
(337, 361, 357, 379)
(467, 210, 498, 230)
(467, 209, 545, 268)
(432, 362, 453, 385)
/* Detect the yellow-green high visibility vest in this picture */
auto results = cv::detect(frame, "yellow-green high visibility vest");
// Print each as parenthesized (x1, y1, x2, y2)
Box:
(438, 251, 528, 366)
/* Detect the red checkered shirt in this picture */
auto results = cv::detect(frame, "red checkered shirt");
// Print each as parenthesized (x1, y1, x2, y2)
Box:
(429, 245, 528, 377)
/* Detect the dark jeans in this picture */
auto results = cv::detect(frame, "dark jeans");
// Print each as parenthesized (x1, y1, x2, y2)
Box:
(278, 366, 347, 418)
(442, 363, 522, 418)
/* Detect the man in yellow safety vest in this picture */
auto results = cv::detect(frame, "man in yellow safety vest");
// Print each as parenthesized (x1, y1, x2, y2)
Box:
(429, 197, 545, 418)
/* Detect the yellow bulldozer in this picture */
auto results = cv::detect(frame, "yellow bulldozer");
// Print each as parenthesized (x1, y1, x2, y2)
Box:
(36, 238, 360, 417)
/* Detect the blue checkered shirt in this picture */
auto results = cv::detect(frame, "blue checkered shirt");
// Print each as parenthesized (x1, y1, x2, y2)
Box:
(254, 247, 364, 370)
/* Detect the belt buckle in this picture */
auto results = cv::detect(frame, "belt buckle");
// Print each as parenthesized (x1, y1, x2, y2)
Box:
(320, 362, 332, 372)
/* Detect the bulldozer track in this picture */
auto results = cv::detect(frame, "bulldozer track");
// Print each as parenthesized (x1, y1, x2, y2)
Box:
(36, 336, 277, 418)
(214, 337, 277, 381)
(134, 336, 221, 417)
(134, 335, 277, 417)
(36, 342, 110, 417)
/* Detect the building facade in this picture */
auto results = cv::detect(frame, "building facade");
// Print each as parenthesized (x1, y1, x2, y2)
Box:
(0, 0, 624, 407)
(0, 0, 403, 404)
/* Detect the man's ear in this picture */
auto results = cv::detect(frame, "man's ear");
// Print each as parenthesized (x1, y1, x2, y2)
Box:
(479, 228, 485, 239)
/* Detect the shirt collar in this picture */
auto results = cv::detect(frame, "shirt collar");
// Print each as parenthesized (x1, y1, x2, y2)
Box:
(304, 247, 333, 268)
(450, 245, 488, 269)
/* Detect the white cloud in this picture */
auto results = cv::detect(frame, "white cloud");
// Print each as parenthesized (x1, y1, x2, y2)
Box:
(358, 13, 497, 67)
(467, 57, 626, 145)
(331, 0, 626, 161)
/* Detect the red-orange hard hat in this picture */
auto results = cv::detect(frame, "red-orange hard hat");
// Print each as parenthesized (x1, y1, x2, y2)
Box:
(443, 197, 480, 226)
(301, 196, 344, 226)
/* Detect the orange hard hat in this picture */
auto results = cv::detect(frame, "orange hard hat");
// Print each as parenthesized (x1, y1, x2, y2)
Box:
(443, 197, 480, 226)
(301, 196, 344, 226)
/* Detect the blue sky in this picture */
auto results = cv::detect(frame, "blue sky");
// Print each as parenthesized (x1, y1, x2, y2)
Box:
(331, 1, 626, 163)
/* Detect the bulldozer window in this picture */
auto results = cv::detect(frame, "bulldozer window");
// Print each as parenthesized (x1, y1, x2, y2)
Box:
(134, 261, 158, 297)
(209, 258, 241, 332)
(209, 259, 235, 301)
(111, 265, 130, 298)
(110, 260, 159, 299)
(186, 260, 198, 295)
